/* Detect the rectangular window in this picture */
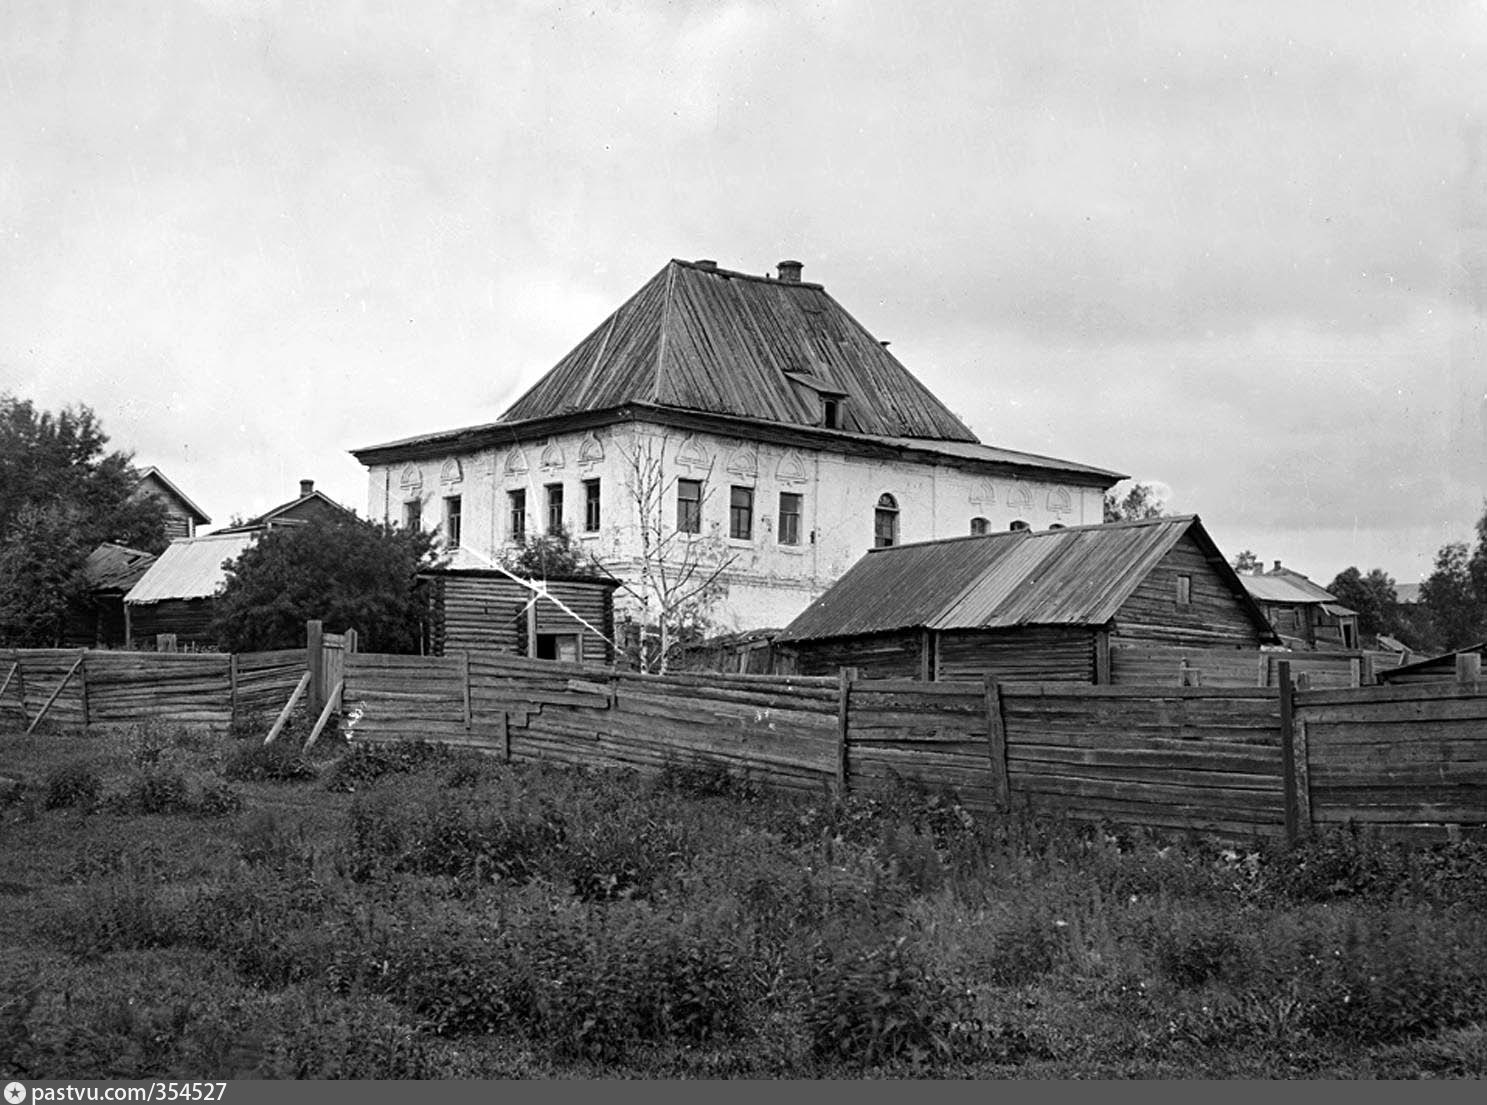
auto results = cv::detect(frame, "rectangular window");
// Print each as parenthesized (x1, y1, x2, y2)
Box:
(583, 478, 601, 532)
(403, 499, 421, 531)
(677, 478, 702, 534)
(730, 486, 753, 540)
(444, 495, 462, 549)
(546, 483, 564, 535)
(508, 489, 526, 543)
(823, 397, 840, 429)
(1176, 575, 1192, 605)
(778, 492, 802, 545)
(536, 633, 581, 662)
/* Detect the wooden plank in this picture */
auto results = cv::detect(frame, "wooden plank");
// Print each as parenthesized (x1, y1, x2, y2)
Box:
(1277, 661, 1299, 844)
(987, 679, 1010, 811)
(837, 668, 854, 795)
(25, 653, 84, 734)
(264, 671, 311, 746)
(1001, 682, 1276, 700)
(1007, 743, 1283, 775)
(0, 662, 18, 709)
(461, 650, 472, 730)
(302, 680, 344, 753)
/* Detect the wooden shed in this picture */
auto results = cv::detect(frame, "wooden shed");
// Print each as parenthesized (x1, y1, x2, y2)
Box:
(64, 543, 159, 648)
(123, 532, 257, 648)
(1375, 642, 1487, 686)
(421, 568, 619, 665)
(1239, 564, 1360, 650)
(775, 515, 1279, 682)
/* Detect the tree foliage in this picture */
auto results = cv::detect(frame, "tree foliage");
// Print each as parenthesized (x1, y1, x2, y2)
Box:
(211, 517, 441, 653)
(1326, 566, 1399, 640)
(1103, 480, 1168, 523)
(0, 394, 167, 646)
(499, 527, 606, 579)
(1232, 549, 1261, 573)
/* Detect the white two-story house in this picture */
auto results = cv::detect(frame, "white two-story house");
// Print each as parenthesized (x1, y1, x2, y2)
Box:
(351, 258, 1123, 632)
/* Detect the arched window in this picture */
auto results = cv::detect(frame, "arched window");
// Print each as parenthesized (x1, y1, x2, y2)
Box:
(970, 517, 990, 536)
(874, 493, 899, 548)
(1009, 519, 1030, 532)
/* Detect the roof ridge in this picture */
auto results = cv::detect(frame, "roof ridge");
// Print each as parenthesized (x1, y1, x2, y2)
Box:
(653, 261, 677, 404)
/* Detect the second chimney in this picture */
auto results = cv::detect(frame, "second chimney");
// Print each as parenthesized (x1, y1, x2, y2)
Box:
(300, 479, 315, 498)
(777, 259, 803, 283)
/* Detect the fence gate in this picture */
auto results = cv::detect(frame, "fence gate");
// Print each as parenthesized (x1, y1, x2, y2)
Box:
(306, 620, 357, 718)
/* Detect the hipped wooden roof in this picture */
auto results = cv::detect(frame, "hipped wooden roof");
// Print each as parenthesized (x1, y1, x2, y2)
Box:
(500, 259, 978, 441)
(778, 515, 1277, 642)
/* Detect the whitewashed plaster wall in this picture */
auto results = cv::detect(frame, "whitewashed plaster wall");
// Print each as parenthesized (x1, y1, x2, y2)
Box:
(363, 422, 1106, 631)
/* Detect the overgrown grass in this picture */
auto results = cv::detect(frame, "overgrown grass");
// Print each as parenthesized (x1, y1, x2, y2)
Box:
(3, 726, 1486, 1078)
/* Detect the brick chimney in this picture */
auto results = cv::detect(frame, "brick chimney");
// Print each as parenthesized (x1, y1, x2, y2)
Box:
(777, 259, 803, 283)
(1272, 559, 1282, 572)
(300, 479, 315, 498)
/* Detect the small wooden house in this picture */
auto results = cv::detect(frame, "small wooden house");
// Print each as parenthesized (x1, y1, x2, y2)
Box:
(421, 568, 620, 664)
(1240, 563, 1360, 650)
(214, 479, 356, 533)
(131, 467, 211, 540)
(123, 532, 257, 648)
(775, 515, 1279, 681)
(64, 543, 159, 648)
(1375, 642, 1487, 686)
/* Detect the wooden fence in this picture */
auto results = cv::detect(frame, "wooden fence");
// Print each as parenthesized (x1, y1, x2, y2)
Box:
(1109, 643, 1407, 688)
(0, 647, 308, 733)
(341, 651, 1487, 843)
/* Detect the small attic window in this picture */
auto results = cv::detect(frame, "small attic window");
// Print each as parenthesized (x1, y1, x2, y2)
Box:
(1176, 575, 1192, 605)
(822, 397, 843, 429)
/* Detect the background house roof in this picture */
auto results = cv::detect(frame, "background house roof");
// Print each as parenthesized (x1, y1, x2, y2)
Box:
(134, 467, 211, 524)
(212, 480, 354, 534)
(499, 258, 982, 441)
(1240, 572, 1340, 605)
(779, 515, 1276, 642)
(80, 543, 158, 593)
(124, 532, 256, 604)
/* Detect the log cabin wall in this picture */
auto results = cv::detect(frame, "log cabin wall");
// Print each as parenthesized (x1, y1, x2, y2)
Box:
(1112, 534, 1269, 648)
(787, 629, 923, 679)
(432, 573, 616, 665)
(935, 625, 1096, 683)
(127, 599, 219, 648)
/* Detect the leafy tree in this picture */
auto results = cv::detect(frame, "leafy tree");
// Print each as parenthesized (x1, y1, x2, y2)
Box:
(1103, 480, 1168, 523)
(1232, 549, 1261, 573)
(499, 527, 607, 579)
(212, 517, 441, 653)
(1326, 566, 1399, 640)
(1420, 539, 1485, 652)
(0, 394, 167, 646)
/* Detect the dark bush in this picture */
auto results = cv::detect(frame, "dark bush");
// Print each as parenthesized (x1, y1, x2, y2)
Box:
(224, 739, 317, 783)
(803, 936, 968, 1068)
(43, 760, 102, 810)
(116, 767, 194, 815)
(322, 740, 457, 791)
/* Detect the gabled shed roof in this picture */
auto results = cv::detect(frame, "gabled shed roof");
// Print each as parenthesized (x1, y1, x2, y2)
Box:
(134, 467, 211, 524)
(80, 543, 158, 593)
(778, 515, 1276, 642)
(124, 533, 257, 604)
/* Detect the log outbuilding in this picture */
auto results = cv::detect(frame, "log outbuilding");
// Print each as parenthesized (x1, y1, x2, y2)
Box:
(775, 515, 1279, 682)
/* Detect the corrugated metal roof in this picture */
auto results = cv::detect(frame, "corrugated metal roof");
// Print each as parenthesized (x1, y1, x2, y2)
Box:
(499, 259, 980, 441)
(1241, 573, 1338, 605)
(779, 515, 1267, 641)
(124, 533, 257, 604)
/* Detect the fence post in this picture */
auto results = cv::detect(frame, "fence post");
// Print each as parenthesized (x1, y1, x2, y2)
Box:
(986, 678, 1011, 812)
(306, 619, 325, 718)
(461, 651, 472, 731)
(1277, 660, 1302, 845)
(836, 667, 856, 796)
(1455, 652, 1481, 683)
(77, 650, 89, 730)
(1360, 653, 1375, 686)
(345, 628, 359, 654)
(229, 653, 239, 727)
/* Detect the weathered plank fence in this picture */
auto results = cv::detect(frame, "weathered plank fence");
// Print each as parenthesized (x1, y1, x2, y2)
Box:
(0, 647, 308, 733)
(341, 651, 1487, 843)
(1109, 643, 1407, 688)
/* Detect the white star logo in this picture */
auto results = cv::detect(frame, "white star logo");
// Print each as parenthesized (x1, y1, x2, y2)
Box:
(5, 1083, 26, 1105)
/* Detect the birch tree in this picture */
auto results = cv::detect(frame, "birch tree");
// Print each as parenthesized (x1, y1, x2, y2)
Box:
(615, 434, 736, 673)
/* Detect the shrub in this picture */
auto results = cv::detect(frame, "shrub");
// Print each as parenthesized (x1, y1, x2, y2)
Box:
(322, 740, 457, 791)
(194, 779, 245, 818)
(43, 760, 102, 810)
(223, 739, 317, 783)
(117, 767, 194, 815)
(802, 936, 968, 1068)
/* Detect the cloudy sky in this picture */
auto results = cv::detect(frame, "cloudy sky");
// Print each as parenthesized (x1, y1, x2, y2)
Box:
(4, 0, 1485, 585)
